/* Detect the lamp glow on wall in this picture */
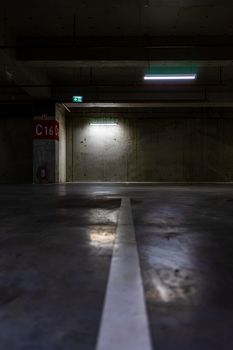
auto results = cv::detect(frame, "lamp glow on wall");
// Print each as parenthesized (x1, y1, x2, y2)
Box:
(88, 119, 120, 141)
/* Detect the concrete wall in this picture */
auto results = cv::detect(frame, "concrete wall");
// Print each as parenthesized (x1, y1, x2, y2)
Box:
(0, 115, 32, 184)
(66, 111, 233, 182)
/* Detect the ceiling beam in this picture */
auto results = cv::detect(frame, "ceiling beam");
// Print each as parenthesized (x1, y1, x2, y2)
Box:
(66, 102, 233, 108)
(17, 45, 233, 62)
(20, 60, 233, 68)
(15, 36, 233, 64)
(52, 84, 233, 104)
(0, 49, 51, 99)
(13, 35, 233, 48)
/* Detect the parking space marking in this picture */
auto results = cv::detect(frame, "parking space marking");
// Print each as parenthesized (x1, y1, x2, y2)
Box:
(96, 197, 152, 350)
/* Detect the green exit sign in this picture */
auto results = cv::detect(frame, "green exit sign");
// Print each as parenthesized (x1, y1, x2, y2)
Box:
(72, 96, 83, 103)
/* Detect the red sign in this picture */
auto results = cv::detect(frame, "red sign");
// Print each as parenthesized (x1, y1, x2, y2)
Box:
(33, 120, 59, 140)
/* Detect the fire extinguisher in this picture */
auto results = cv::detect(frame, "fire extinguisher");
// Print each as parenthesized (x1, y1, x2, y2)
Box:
(37, 164, 48, 180)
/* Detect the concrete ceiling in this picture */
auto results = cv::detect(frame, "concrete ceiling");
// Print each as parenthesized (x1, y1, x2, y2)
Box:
(0, 0, 233, 105)
(1, 0, 232, 39)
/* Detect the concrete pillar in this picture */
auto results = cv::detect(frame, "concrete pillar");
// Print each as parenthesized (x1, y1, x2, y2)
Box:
(33, 103, 66, 183)
(56, 103, 66, 183)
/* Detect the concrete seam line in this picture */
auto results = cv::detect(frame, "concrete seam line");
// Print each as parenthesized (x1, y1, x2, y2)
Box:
(96, 197, 152, 350)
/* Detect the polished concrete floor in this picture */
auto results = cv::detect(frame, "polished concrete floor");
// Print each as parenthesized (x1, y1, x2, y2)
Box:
(0, 184, 233, 349)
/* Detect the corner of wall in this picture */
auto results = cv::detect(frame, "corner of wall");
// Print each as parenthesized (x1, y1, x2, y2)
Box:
(55, 103, 67, 183)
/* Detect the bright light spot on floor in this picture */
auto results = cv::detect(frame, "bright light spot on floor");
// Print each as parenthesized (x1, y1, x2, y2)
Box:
(89, 228, 115, 247)
(156, 282, 171, 302)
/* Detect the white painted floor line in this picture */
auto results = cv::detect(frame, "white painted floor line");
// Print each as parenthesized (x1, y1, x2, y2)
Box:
(96, 197, 152, 350)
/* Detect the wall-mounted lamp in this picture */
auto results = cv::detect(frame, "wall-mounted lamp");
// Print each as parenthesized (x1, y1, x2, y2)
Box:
(90, 122, 118, 126)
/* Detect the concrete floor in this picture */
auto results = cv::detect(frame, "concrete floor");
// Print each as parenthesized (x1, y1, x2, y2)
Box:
(0, 184, 233, 349)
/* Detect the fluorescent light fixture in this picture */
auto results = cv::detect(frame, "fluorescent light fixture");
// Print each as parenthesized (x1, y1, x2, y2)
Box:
(144, 74, 197, 80)
(90, 122, 118, 126)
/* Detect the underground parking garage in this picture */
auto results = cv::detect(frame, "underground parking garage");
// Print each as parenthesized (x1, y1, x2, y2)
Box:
(1, 1, 233, 349)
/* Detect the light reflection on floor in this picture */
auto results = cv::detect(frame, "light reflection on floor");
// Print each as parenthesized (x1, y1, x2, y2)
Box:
(89, 227, 115, 248)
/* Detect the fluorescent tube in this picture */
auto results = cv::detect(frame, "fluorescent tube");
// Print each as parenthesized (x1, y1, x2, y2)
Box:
(144, 74, 197, 80)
